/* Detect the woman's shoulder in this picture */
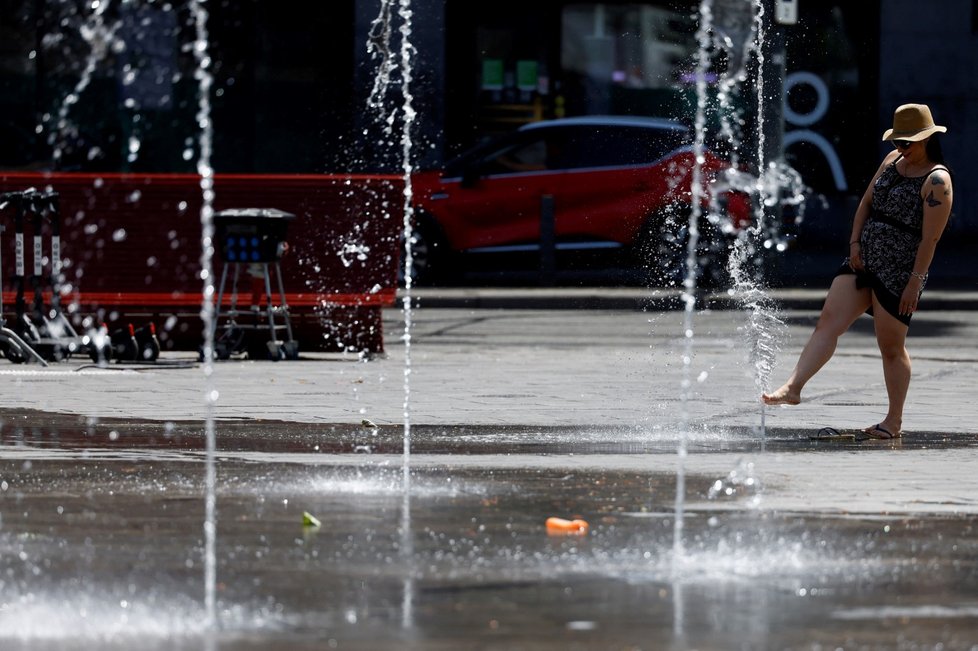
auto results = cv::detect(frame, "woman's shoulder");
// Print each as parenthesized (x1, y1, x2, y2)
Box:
(881, 149, 902, 166)
(927, 165, 952, 182)
(926, 165, 953, 192)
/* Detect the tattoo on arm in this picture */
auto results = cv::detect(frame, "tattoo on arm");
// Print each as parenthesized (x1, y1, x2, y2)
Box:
(933, 174, 953, 197)
(925, 190, 942, 208)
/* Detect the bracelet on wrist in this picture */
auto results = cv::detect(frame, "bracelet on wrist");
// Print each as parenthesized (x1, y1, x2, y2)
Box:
(909, 271, 928, 282)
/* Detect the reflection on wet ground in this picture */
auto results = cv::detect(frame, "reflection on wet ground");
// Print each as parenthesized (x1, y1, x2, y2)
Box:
(2, 408, 976, 455)
(2, 411, 978, 650)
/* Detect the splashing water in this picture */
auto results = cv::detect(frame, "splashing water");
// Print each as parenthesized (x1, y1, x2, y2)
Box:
(729, 253, 786, 439)
(367, 0, 417, 460)
(708, 458, 763, 507)
(367, 0, 417, 629)
(722, 0, 805, 437)
(699, 0, 808, 433)
(43, 1, 124, 168)
(33, 0, 221, 630)
(188, 0, 218, 632)
(673, 0, 808, 573)
(673, 0, 716, 571)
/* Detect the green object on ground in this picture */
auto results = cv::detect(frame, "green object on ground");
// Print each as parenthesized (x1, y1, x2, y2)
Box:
(302, 511, 321, 528)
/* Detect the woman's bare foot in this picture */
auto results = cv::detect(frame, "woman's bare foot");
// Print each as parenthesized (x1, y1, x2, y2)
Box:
(762, 385, 801, 406)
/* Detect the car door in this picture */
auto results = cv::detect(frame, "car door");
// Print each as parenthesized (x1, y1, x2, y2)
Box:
(551, 125, 690, 248)
(431, 129, 563, 253)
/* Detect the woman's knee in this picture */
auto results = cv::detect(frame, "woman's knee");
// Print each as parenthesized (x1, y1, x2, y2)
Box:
(875, 331, 908, 360)
(819, 279, 870, 333)
(815, 309, 856, 337)
(872, 305, 909, 357)
(877, 343, 908, 363)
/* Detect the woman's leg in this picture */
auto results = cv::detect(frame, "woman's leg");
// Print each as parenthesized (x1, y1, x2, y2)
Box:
(763, 275, 871, 405)
(866, 292, 910, 436)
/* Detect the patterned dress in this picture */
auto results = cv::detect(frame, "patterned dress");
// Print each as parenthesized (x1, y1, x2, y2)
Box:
(838, 157, 948, 325)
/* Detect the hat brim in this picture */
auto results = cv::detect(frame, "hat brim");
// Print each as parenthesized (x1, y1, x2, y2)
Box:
(881, 125, 947, 142)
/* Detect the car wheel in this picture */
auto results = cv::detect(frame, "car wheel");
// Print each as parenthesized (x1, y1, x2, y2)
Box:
(399, 216, 449, 286)
(633, 213, 731, 289)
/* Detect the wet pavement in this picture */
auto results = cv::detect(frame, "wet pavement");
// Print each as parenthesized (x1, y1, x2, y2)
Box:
(2, 292, 978, 649)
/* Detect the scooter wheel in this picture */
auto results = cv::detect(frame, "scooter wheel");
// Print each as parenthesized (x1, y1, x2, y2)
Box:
(140, 339, 161, 362)
(2, 342, 27, 364)
(89, 343, 112, 364)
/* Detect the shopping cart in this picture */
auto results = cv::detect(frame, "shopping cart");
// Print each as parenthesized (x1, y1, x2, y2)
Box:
(209, 207, 299, 361)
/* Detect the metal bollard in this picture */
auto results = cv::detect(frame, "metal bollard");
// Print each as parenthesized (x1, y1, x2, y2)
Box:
(539, 194, 555, 284)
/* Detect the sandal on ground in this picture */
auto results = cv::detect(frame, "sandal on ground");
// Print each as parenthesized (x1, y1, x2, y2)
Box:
(810, 427, 855, 441)
(862, 423, 902, 440)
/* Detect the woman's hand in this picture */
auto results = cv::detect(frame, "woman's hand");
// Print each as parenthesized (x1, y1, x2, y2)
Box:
(899, 281, 921, 316)
(849, 242, 864, 271)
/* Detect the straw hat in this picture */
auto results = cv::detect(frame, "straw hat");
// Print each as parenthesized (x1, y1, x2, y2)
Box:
(881, 103, 947, 142)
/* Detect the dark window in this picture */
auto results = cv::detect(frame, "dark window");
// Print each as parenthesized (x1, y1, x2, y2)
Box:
(557, 125, 685, 169)
(446, 121, 687, 177)
(481, 136, 551, 174)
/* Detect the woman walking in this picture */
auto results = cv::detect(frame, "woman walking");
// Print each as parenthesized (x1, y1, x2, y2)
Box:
(762, 103, 954, 439)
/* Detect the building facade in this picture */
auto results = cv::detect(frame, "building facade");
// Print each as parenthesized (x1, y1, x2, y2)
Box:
(1, 0, 974, 241)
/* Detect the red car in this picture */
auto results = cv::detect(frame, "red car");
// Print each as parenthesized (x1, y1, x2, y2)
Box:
(409, 115, 750, 286)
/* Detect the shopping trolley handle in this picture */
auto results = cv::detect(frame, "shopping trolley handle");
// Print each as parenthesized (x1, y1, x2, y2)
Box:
(16, 188, 56, 216)
(33, 190, 60, 215)
(0, 189, 60, 221)
(0, 191, 25, 206)
(0, 188, 42, 204)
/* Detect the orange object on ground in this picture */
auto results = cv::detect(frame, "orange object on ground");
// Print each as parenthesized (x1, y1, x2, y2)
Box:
(545, 517, 589, 536)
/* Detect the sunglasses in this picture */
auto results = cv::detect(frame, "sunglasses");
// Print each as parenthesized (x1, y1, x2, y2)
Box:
(892, 139, 914, 149)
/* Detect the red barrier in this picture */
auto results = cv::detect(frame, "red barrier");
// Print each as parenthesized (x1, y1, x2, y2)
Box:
(0, 172, 404, 354)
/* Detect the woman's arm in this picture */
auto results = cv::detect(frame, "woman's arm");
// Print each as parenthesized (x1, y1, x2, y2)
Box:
(899, 168, 953, 315)
(850, 150, 900, 270)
